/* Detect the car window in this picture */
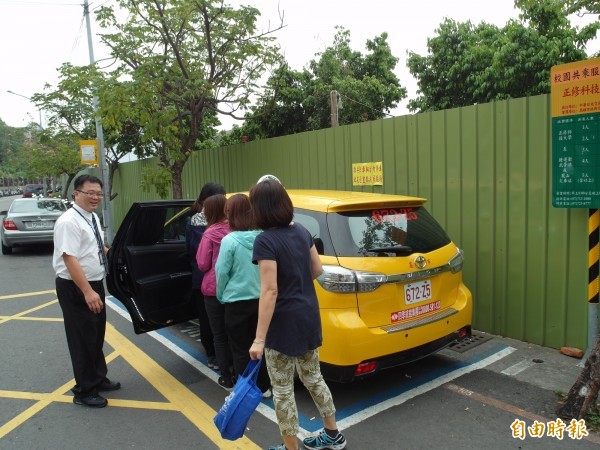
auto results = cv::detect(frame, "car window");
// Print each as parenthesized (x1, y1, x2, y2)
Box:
(293, 211, 320, 238)
(163, 206, 191, 242)
(327, 207, 451, 256)
(293, 208, 332, 255)
(10, 200, 67, 214)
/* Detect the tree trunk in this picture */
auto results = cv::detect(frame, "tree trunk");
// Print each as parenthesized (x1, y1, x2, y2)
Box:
(557, 336, 600, 419)
(171, 159, 186, 199)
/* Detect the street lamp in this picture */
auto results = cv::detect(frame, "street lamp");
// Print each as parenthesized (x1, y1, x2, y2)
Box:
(6, 90, 42, 128)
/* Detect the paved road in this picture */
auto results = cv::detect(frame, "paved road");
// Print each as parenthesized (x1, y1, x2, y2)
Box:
(1, 193, 598, 449)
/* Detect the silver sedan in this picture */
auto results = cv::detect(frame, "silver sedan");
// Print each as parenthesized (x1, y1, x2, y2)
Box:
(1, 198, 68, 255)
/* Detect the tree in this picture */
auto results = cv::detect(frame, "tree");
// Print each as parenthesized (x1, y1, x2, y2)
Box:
(94, 0, 283, 198)
(24, 128, 88, 196)
(557, 337, 600, 420)
(0, 120, 27, 186)
(32, 63, 155, 199)
(564, 0, 600, 15)
(407, 0, 600, 112)
(243, 27, 406, 139)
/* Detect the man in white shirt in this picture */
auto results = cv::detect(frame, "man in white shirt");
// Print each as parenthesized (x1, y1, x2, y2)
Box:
(53, 174, 120, 408)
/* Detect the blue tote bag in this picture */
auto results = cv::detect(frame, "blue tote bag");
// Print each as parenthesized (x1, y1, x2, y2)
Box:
(214, 358, 263, 440)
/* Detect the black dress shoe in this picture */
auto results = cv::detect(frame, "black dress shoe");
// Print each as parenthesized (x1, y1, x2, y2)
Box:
(73, 394, 108, 408)
(98, 378, 121, 391)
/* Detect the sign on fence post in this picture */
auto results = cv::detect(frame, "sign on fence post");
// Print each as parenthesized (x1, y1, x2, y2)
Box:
(551, 58, 600, 208)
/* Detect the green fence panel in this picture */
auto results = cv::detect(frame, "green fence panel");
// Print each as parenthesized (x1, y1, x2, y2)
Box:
(109, 93, 590, 350)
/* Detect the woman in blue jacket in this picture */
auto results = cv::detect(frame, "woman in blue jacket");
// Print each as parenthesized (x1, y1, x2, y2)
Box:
(215, 193, 271, 396)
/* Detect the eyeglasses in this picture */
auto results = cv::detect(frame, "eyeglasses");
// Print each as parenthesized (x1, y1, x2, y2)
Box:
(76, 190, 104, 198)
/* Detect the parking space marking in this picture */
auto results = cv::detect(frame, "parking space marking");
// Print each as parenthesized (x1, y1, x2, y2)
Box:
(0, 351, 118, 439)
(501, 359, 536, 376)
(0, 290, 55, 300)
(0, 299, 58, 325)
(105, 323, 261, 449)
(335, 346, 516, 431)
(0, 292, 261, 449)
(106, 297, 515, 436)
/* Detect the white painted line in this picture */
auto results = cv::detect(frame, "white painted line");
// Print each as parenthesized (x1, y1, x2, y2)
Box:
(501, 359, 535, 376)
(336, 346, 516, 431)
(106, 297, 514, 437)
(105, 298, 278, 424)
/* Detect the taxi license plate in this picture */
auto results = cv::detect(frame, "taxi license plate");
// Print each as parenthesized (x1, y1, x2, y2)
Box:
(404, 279, 432, 304)
(27, 221, 53, 230)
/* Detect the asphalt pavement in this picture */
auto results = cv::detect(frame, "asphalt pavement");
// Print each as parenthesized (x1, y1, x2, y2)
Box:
(1, 192, 599, 450)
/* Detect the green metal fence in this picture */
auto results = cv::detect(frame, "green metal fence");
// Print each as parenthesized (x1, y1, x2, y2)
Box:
(108, 93, 590, 350)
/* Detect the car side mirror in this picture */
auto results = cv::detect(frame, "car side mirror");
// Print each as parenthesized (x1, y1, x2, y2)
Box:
(0, 210, 7, 216)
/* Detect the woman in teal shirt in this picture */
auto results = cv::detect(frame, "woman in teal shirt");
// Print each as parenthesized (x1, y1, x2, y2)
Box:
(215, 193, 271, 395)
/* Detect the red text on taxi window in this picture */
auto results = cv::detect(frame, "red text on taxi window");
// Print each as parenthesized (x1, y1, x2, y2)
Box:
(371, 208, 418, 223)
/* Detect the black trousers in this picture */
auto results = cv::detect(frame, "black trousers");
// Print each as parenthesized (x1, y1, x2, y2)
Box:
(56, 277, 108, 397)
(204, 295, 233, 380)
(224, 299, 270, 392)
(192, 288, 215, 358)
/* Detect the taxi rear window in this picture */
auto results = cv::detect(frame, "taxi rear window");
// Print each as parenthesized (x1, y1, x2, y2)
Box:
(327, 207, 451, 257)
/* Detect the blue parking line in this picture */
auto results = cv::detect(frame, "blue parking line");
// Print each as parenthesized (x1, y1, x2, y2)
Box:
(107, 296, 507, 433)
(328, 343, 507, 424)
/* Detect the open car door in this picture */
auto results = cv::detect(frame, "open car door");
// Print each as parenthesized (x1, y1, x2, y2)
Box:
(106, 200, 196, 333)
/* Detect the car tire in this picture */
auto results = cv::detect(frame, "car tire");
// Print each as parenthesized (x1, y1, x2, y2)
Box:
(1, 241, 12, 255)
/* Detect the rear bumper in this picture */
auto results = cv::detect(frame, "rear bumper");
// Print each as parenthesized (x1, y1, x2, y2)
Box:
(318, 283, 473, 383)
(320, 325, 471, 383)
(2, 230, 55, 247)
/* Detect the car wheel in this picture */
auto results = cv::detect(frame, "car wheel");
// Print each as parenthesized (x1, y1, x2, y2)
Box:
(1, 241, 12, 255)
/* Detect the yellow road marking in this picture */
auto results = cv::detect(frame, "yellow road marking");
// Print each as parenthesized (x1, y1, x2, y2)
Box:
(0, 390, 179, 411)
(0, 374, 77, 438)
(0, 290, 55, 300)
(0, 316, 62, 322)
(105, 324, 261, 449)
(0, 294, 262, 448)
(0, 300, 58, 325)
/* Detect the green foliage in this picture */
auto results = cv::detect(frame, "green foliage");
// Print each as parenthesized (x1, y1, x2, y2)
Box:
(26, 128, 85, 181)
(31, 63, 156, 196)
(94, 0, 282, 198)
(407, 0, 600, 112)
(561, 0, 600, 15)
(0, 119, 25, 167)
(243, 27, 407, 139)
(140, 165, 172, 199)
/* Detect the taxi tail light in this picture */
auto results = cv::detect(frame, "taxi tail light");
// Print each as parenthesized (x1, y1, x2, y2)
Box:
(3, 219, 17, 230)
(317, 265, 386, 293)
(355, 361, 378, 376)
(449, 248, 464, 273)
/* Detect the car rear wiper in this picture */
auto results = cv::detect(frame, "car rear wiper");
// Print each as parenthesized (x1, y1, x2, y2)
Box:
(366, 245, 413, 255)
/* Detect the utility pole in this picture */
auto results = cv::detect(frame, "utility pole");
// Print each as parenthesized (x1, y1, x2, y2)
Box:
(330, 90, 339, 127)
(83, 0, 113, 243)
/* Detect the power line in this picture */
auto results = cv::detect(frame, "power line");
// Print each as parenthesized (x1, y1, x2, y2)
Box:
(337, 92, 395, 118)
(0, 1, 80, 5)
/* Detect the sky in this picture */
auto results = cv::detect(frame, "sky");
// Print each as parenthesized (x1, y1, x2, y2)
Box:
(0, 0, 598, 130)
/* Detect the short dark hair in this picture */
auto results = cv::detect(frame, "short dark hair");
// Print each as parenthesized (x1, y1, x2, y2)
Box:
(250, 180, 293, 229)
(74, 174, 103, 190)
(191, 182, 225, 214)
(226, 194, 253, 231)
(203, 194, 227, 227)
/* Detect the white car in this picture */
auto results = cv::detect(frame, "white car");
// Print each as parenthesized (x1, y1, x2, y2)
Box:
(1, 198, 68, 254)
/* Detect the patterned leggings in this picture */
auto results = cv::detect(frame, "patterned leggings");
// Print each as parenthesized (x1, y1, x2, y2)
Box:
(265, 347, 336, 437)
